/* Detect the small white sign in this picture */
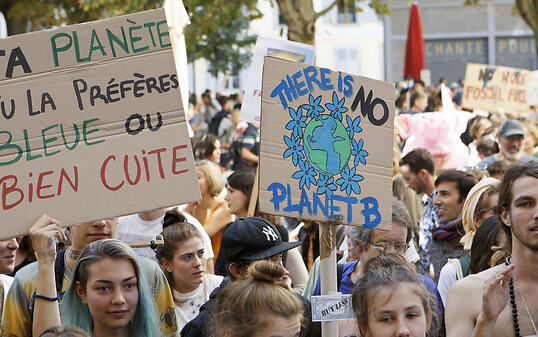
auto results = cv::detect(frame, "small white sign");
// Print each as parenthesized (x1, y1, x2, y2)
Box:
(311, 294, 354, 322)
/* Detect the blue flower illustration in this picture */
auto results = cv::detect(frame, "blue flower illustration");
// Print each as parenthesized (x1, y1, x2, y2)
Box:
(285, 106, 307, 138)
(301, 94, 325, 118)
(351, 139, 369, 166)
(325, 92, 348, 121)
(316, 174, 337, 197)
(292, 160, 317, 189)
(345, 115, 362, 139)
(283, 135, 305, 166)
(336, 166, 364, 196)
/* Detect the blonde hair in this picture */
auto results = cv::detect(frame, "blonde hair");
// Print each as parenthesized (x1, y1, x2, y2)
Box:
(459, 177, 500, 250)
(210, 261, 304, 337)
(197, 159, 224, 197)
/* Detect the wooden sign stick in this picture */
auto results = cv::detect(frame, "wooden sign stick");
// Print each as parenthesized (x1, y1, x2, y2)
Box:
(320, 217, 342, 337)
(247, 165, 260, 217)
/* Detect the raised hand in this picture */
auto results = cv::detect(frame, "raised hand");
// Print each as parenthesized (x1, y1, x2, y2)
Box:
(29, 214, 67, 265)
(481, 264, 515, 322)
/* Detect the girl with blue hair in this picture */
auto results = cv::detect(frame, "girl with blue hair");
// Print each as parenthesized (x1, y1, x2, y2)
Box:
(31, 219, 160, 337)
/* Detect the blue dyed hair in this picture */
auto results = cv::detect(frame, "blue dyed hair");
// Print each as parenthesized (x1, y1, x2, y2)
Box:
(61, 239, 160, 337)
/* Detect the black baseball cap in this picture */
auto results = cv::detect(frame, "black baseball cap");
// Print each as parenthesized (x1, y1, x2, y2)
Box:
(215, 217, 301, 268)
(499, 119, 525, 138)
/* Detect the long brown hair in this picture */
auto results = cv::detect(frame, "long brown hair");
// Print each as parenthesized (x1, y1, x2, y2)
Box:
(155, 209, 203, 301)
(352, 253, 437, 336)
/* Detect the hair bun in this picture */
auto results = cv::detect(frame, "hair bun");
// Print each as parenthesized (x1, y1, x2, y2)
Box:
(163, 208, 187, 228)
(249, 261, 285, 283)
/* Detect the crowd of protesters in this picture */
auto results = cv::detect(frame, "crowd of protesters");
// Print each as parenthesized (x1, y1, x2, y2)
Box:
(0, 77, 537, 337)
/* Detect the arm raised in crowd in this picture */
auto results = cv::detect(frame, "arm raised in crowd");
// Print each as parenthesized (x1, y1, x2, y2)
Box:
(30, 215, 67, 337)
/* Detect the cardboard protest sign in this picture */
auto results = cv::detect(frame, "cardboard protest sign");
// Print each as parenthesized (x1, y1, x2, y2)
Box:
(0, 9, 199, 239)
(259, 57, 394, 229)
(462, 63, 530, 113)
(240, 37, 315, 124)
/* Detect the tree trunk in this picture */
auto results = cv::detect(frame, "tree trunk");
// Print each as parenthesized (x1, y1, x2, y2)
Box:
(276, 0, 316, 45)
(0, 0, 27, 35)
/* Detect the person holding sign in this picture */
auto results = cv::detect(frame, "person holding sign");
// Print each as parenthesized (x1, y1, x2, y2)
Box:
(1, 216, 178, 337)
(29, 222, 160, 337)
(352, 253, 438, 337)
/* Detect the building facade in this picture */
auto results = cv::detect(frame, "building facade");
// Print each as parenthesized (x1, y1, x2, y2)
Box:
(384, 0, 537, 84)
(190, 0, 384, 96)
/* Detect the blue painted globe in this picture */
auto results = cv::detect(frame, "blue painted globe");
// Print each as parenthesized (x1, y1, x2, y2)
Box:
(302, 114, 351, 176)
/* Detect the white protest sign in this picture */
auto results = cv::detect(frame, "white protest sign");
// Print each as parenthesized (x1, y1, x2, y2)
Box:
(240, 37, 315, 124)
(311, 294, 354, 321)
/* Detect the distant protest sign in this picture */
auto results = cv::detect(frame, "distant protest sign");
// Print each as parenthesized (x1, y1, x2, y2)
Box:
(462, 63, 530, 113)
(259, 57, 394, 229)
(0, 9, 199, 239)
(240, 37, 315, 124)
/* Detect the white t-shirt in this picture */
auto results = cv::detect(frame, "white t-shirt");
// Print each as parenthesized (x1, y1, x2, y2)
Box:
(173, 273, 223, 331)
(437, 261, 458, 307)
(1, 274, 14, 318)
(115, 212, 214, 261)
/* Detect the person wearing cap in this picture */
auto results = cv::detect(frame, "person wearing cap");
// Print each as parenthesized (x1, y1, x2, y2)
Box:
(180, 217, 305, 337)
(477, 119, 537, 168)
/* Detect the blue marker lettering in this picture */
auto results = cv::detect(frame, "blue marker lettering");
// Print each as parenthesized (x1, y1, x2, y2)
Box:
(361, 197, 381, 228)
(267, 182, 286, 211)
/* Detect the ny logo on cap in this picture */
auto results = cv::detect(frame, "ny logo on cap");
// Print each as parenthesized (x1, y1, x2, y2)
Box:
(262, 226, 278, 241)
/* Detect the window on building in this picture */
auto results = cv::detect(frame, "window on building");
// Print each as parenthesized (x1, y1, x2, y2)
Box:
(337, 0, 356, 23)
(335, 47, 360, 75)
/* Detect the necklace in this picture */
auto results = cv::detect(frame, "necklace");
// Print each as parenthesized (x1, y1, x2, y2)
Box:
(505, 257, 538, 337)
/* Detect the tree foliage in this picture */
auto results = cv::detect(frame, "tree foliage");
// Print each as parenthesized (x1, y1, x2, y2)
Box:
(465, 0, 538, 58)
(2, 0, 260, 75)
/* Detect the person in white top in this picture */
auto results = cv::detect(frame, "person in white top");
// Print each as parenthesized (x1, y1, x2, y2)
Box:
(115, 207, 215, 273)
(156, 209, 223, 331)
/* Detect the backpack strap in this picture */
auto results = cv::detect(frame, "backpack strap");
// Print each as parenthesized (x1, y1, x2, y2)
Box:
(458, 255, 470, 277)
(54, 249, 67, 294)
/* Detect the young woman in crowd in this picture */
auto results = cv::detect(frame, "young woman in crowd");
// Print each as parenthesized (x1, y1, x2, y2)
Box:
(224, 169, 254, 219)
(352, 253, 437, 337)
(31, 220, 160, 337)
(185, 160, 232, 257)
(156, 209, 223, 331)
(209, 261, 304, 337)
(437, 177, 500, 305)
(223, 170, 308, 293)
(193, 134, 223, 167)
